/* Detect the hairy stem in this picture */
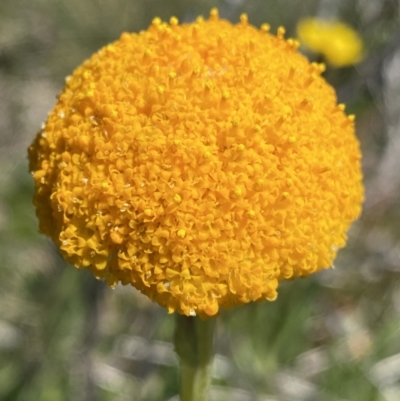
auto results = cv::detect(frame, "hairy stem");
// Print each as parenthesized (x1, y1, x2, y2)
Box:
(174, 314, 216, 401)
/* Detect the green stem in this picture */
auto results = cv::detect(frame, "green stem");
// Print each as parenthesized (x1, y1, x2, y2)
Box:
(174, 314, 216, 401)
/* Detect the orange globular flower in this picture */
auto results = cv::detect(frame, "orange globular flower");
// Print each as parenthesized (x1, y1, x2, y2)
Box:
(28, 9, 363, 317)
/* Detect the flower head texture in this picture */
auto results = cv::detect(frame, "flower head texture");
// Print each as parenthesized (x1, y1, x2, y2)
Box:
(28, 10, 363, 317)
(297, 18, 364, 67)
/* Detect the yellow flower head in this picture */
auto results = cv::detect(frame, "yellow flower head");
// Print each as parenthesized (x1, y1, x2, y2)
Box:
(297, 18, 364, 67)
(28, 9, 363, 317)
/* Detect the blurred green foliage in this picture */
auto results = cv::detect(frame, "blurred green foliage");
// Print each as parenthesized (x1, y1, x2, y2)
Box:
(1, 0, 400, 400)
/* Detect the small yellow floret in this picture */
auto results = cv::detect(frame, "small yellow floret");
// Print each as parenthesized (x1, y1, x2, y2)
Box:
(210, 8, 219, 20)
(177, 229, 186, 238)
(277, 26, 286, 39)
(173, 194, 182, 203)
(297, 18, 364, 67)
(222, 90, 230, 100)
(240, 14, 248, 25)
(233, 188, 243, 197)
(248, 210, 256, 218)
(170, 17, 179, 26)
(256, 179, 265, 188)
(260, 23, 270, 33)
(28, 10, 363, 318)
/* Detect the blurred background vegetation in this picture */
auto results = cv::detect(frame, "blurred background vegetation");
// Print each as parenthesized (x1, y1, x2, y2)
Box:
(1, 0, 400, 400)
